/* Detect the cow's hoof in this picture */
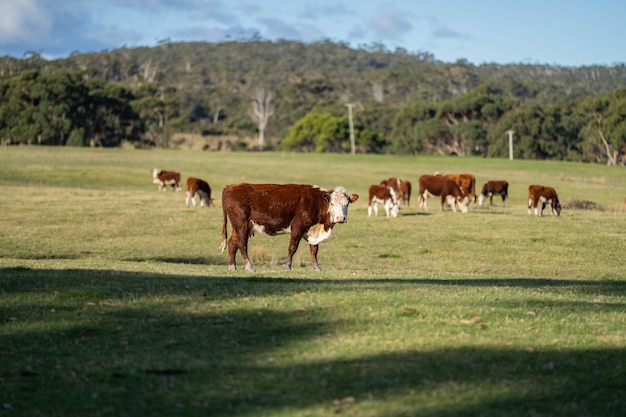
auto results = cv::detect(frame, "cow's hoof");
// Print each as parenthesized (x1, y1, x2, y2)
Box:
(228, 265, 236, 271)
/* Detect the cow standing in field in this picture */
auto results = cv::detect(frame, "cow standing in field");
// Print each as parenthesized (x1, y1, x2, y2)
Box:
(219, 183, 359, 272)
(528, 184, 562, 216)
(381, 177, 412, 207)
(380, 177, 402, 194)
(152, 168, 181, 191)
(478, 180, 509, 207)
(399, 180, 412, 206)
(185, 177, 215, 208)
(418, 174, 468, 213)
(368, 184, 399, 217)
(442, 173, 476, 207)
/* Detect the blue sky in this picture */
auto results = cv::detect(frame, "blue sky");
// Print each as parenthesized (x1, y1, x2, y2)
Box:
(1, 0, 624, 66)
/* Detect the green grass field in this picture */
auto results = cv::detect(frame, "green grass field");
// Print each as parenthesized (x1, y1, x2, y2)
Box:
(1, 147, 625, 417)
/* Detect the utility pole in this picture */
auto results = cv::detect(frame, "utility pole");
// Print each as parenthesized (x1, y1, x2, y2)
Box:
(345, 103, 361, 155)
(506, 130, 515, 160)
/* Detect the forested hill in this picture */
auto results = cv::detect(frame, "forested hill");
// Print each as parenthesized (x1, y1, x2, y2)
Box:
(1, 40, 625, 163)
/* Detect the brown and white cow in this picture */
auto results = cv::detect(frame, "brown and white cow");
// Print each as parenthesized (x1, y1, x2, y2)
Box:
(399, 180, 412, 206)
(478, 180, 509, 207)
(152, 168, 181, 191)
(528, 185, 562, 216)
(443, 173, 476, 207)
(380, 177, 402, 194)
(185, 177, 215, 208)
(381, 177, 412, 207)
(219, 183, 359, 272)
(418, 174, 468, 213)
(368, 184, 399, 218)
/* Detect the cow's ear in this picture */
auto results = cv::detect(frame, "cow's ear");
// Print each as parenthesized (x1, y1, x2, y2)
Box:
(324, 193, 331, 202)
(350, 194, 359, 203)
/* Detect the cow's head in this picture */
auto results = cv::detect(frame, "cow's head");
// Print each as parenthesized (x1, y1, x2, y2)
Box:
(553, 199, 562, 216)
(152, 168, 161, 178)
(477, 193, 486, 206)
(446, 195, 469, 213)
(387, 187, 400, 218)
(327, 186, 359, 223)
(457, 198, 469, 213)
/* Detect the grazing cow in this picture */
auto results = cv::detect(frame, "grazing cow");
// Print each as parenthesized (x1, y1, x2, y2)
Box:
(399, 180, 412, 206)
(368, 185, 399, 217)
(528, 184, 562, 216)
(418, 174, 468, 213)
(380, 177, 402, 194)
(478, 180, 509, 207)
(152, 168, 181, 191)
(443, 173, 476, 207)
(185, 177, 215, 208)
(381, 177, 412, 207)
(219, 183, 359, 272)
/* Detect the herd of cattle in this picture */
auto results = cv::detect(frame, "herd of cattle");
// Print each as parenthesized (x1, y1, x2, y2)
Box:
(370, 174, 561, 218)
(151, 168, 562, 271)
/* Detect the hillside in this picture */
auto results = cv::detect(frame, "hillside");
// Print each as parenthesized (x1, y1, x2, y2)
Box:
(1, 40, 625, 162)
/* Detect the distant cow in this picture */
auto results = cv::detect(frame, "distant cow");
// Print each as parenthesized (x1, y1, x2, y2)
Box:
(368, 185, 399, 217)
(381, 177, 412, 207)
(185, 177, 215, 208)
(219, 183, 359, 272)
(152, 168, 181, 191)
(528, 184, 562, 216)
(399, 180, 412, 206)
(478, 180, 509, 207)
(443, 173, 476, 207)
(418, 174, 468, 213)
(380, 177, 402, 193)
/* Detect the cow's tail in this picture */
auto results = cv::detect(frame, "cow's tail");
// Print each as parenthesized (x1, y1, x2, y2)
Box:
(219, 205, 228, 253)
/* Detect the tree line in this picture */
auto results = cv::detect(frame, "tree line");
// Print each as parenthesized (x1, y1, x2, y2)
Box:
(1, 40, 625, 164)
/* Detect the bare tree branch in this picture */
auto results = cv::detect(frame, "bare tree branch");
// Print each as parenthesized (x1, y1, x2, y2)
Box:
(250, 89, 275, 148)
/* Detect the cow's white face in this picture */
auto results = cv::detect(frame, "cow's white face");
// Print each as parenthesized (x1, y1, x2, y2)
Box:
(385, 187, 400, 218)
(457, 197, 469, 213)
(384, 199, 400, 218)
(478, 194, 486, 206)
(328, 187, 359, 223)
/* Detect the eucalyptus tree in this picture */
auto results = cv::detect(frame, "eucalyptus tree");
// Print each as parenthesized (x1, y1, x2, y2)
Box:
(578, 88, 626, 165)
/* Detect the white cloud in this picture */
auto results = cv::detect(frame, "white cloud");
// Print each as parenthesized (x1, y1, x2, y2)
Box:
(0, 0, 52, 44)
(366, 8, 414, 40)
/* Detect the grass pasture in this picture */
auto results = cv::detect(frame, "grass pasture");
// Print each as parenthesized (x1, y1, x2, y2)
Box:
(1, 147, 625, 417)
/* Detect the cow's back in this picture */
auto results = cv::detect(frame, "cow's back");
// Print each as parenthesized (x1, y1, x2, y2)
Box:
(419, 175, 459, 196)
(223, 184, 326, 232)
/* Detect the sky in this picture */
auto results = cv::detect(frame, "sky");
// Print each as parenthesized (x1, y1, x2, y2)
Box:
(1, 0, 625, 67)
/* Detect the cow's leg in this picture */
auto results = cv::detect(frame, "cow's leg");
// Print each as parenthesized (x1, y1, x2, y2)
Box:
(185, 191, 191, 207)
(538, 197, 547, 216)
(227, 230, 239, 271)
(237, 230, 255, 272)
(284, 233, 303, 270)
(421, 193, 428, 211)
(528, 198, 534, 215)
(309, 244, 321, 271)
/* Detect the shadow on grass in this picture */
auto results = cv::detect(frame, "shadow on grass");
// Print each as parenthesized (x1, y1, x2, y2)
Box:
(400, 211, 432, 217)
(122, 256, 226, 265)
(1, 267, 625, 416)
